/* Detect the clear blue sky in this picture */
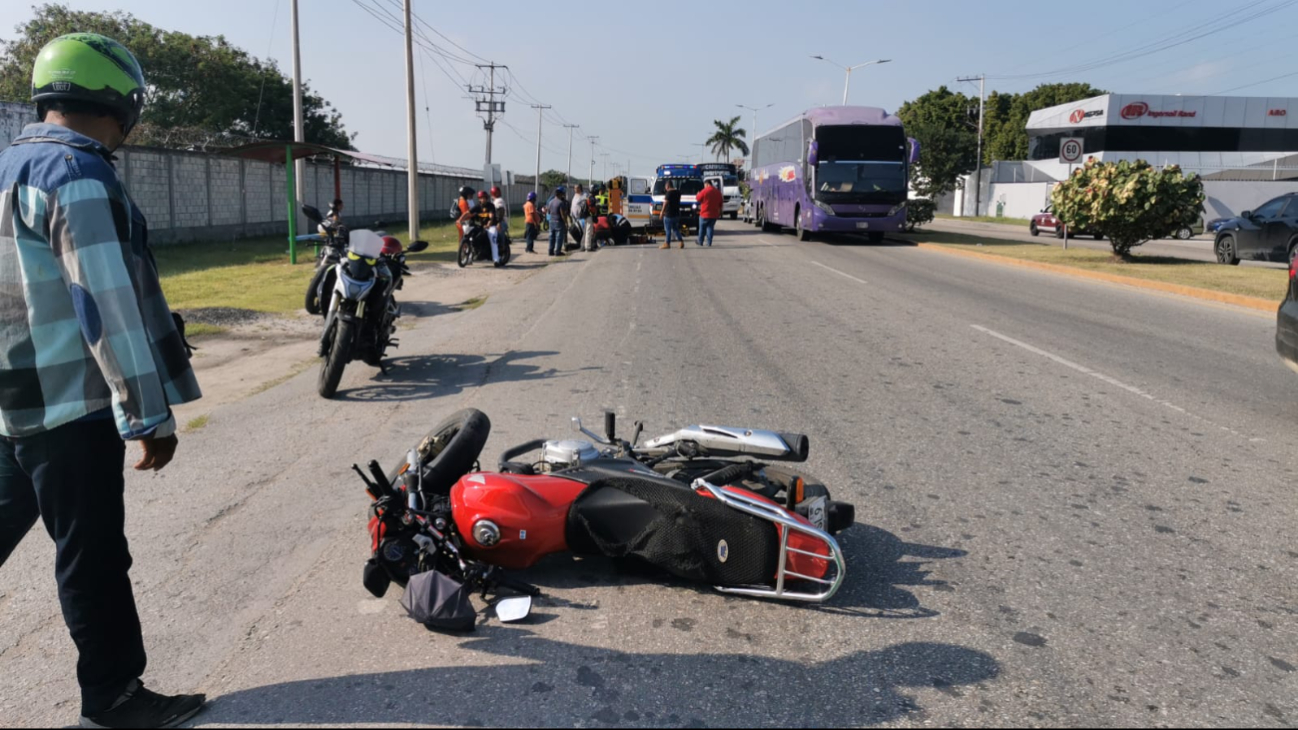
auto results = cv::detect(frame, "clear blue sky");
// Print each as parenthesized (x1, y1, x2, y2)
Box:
(7, 0, 1298, 177)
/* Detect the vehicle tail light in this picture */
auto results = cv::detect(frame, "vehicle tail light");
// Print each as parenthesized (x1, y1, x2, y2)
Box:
(1291, 257, 1296, 280)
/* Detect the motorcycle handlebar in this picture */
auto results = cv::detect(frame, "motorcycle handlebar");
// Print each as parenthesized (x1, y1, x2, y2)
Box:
(498, 439, 547, 473)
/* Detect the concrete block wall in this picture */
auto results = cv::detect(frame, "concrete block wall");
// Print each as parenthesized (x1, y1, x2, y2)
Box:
(171, 154, 209, 229)
(123, 150, 172, 229)
(92, 144, 540, 244)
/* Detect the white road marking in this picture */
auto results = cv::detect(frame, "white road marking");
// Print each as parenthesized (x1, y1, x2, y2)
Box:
(811, 261, 868, 285)
(970, 324, 1248, 438)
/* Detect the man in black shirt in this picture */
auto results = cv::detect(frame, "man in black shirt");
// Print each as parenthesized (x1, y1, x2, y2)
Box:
(659, 181, 685, 250)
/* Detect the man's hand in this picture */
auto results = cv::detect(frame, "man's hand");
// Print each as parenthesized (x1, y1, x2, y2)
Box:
(135, 433, 179, 472)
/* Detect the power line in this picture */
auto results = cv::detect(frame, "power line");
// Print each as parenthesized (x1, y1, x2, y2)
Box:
(1210, 69, 1298, 95)
(989, 0, 1295, 81)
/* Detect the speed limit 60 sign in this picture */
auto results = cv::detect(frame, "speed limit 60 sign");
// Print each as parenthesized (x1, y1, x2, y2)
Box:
(1059, 137, 1084, 164)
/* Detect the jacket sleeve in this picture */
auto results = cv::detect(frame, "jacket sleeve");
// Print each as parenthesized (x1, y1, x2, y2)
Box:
(46, 178, 175, 440)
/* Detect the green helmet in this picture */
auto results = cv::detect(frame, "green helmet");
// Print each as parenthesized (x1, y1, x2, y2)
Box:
(31, 33, 146, 136)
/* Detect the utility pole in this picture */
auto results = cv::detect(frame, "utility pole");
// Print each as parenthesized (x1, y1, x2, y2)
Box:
(403, 0, 419, 240)
(692, 142, 709, 162)
(587, 135, 599, 187)
(289, 0, 305, 245)
(600, 153, 610, 182)
(468, 62, 507, 181)
(563, 124, 580, 185)
(957, 74, 986, 218)
(737, 103, 773, 139)
(531, 104, 551, 197)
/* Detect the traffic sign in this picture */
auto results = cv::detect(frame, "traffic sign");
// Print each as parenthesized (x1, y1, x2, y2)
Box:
(1059, 137, 1084, 165)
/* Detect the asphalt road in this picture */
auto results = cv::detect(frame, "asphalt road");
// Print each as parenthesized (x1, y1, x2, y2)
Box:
(928, 217, 1289, 269)
(2, 221, 1297, 728)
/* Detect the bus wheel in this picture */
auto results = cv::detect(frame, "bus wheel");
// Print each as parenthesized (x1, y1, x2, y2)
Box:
(796, 210, 813, 241)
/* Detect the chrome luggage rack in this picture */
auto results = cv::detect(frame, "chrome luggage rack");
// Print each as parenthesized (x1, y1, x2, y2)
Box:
(692, 478, 845, 603)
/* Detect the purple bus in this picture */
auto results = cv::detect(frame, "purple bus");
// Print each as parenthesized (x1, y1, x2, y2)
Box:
(749, 106, 918, 243)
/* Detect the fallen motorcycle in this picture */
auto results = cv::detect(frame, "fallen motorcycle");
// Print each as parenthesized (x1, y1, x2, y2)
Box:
(356, 409, 854, 631)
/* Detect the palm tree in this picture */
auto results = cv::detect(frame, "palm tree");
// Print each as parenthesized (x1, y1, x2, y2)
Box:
(706, 116, 749, 164)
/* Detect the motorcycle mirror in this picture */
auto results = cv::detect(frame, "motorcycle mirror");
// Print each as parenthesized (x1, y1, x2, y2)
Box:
(407, 240, 430, 253)
(495, 595, 532, 623)
(302, 204, 323, 224)
(604, 410, 616, 441)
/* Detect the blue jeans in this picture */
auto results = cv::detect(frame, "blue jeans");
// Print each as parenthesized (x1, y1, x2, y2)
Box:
(663, 217, 682, 244)
(698, 218, 717, 246)
(548, 219, 565, 254)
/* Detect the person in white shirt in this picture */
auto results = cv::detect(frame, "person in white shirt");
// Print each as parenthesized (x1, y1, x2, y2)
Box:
(570, 183, 590, 250)
(490, 186, 508, 240)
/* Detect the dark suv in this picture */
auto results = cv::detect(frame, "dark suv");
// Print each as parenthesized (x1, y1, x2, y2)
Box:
(1213, 193, 1298, 266)
(1278, 254, 1298, 373)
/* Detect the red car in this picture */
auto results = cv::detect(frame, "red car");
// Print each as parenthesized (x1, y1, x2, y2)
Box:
(1030, 205, 1102, 240)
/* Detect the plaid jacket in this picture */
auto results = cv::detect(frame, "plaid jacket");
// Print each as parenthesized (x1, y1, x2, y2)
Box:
(0, 124, 200, 439)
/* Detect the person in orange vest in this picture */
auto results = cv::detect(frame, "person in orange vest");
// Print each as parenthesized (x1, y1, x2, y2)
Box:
(523, 191, 542, 253)
(455, 186, 473, 241)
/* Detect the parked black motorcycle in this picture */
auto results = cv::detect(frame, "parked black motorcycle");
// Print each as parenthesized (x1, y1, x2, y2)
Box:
(302, 204, 349, 316)
(318, 229, 428, 398)
(457, 220, 512, 268)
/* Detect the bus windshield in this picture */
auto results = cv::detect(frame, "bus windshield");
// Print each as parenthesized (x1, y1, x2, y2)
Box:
(653, 178, 704, 196)
(814, 124, 908, 203)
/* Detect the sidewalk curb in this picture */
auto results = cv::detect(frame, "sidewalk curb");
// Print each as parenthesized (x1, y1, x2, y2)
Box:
(915, 242, 1278, 313)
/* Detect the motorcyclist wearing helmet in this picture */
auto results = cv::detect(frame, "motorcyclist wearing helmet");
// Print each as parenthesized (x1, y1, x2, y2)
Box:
(459, 190, 503, 266)
(0, 33, 206, 728)
(546, 186, 571, 257)
(455, 186, 474, 240)
(523, 191, 542, 254)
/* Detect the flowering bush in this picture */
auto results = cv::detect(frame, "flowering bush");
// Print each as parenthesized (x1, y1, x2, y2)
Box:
(1051, 158, 1204, 258)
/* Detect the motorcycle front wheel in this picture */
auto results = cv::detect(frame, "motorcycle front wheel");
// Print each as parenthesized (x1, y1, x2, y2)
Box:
(458, 240, 473, 268)
(318, 318, 355, 399)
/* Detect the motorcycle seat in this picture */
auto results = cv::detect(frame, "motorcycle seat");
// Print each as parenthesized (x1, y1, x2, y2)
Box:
(565, 473, 779, 587)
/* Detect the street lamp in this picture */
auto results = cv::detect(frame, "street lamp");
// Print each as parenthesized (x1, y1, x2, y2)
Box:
(736, 103, 773, 137)
(809, 56, 891, 105)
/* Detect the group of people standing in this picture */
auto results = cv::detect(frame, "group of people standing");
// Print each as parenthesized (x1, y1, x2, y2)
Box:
(659, 178, 724, 249)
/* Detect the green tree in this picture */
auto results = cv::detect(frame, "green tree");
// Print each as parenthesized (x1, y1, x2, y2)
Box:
(705, 116, 748, 163)
(0, 4, 354, 149)
(1051, 158, 1204, 259)
(984, 82, 1106, 162)
(897, 87, 980, 198)
(539, 169, 567, 189)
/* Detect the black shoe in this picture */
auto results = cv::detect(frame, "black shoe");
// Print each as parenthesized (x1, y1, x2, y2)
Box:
(80, 681, 206, 729)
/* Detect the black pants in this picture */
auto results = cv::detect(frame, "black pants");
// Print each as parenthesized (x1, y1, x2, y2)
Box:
(0, 418, 145, 714)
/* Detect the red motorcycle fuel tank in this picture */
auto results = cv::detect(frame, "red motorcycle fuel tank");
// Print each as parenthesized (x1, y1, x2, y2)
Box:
(451, 472, 589, 569)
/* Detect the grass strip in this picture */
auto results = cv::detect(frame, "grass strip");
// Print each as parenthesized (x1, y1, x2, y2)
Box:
(919, 230, 1288, 302)
(935, 213, 1032, 227)
(155, 215, 526, 314)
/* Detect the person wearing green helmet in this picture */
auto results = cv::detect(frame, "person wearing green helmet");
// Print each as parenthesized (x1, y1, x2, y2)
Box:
(0, 33, 205, 729)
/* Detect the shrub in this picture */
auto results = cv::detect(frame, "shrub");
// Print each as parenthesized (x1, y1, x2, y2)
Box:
(906, 198, 936, 231)
(1051, 158, 1204, 259)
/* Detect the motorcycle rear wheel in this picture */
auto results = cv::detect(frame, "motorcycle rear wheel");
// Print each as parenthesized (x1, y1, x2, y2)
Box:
(304, 266, 329, 315)
(458, 240, 473, 268)
(318, 318, 355, 399)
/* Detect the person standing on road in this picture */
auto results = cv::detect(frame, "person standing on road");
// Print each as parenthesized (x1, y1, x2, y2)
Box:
(571, 184, 591, 251)
(0, 34, 206, 729)
(523, 191, 542, 253)
(547, 186, 571, 257)
(696, 179, 722, 247)
(659, 181, 685, 249)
